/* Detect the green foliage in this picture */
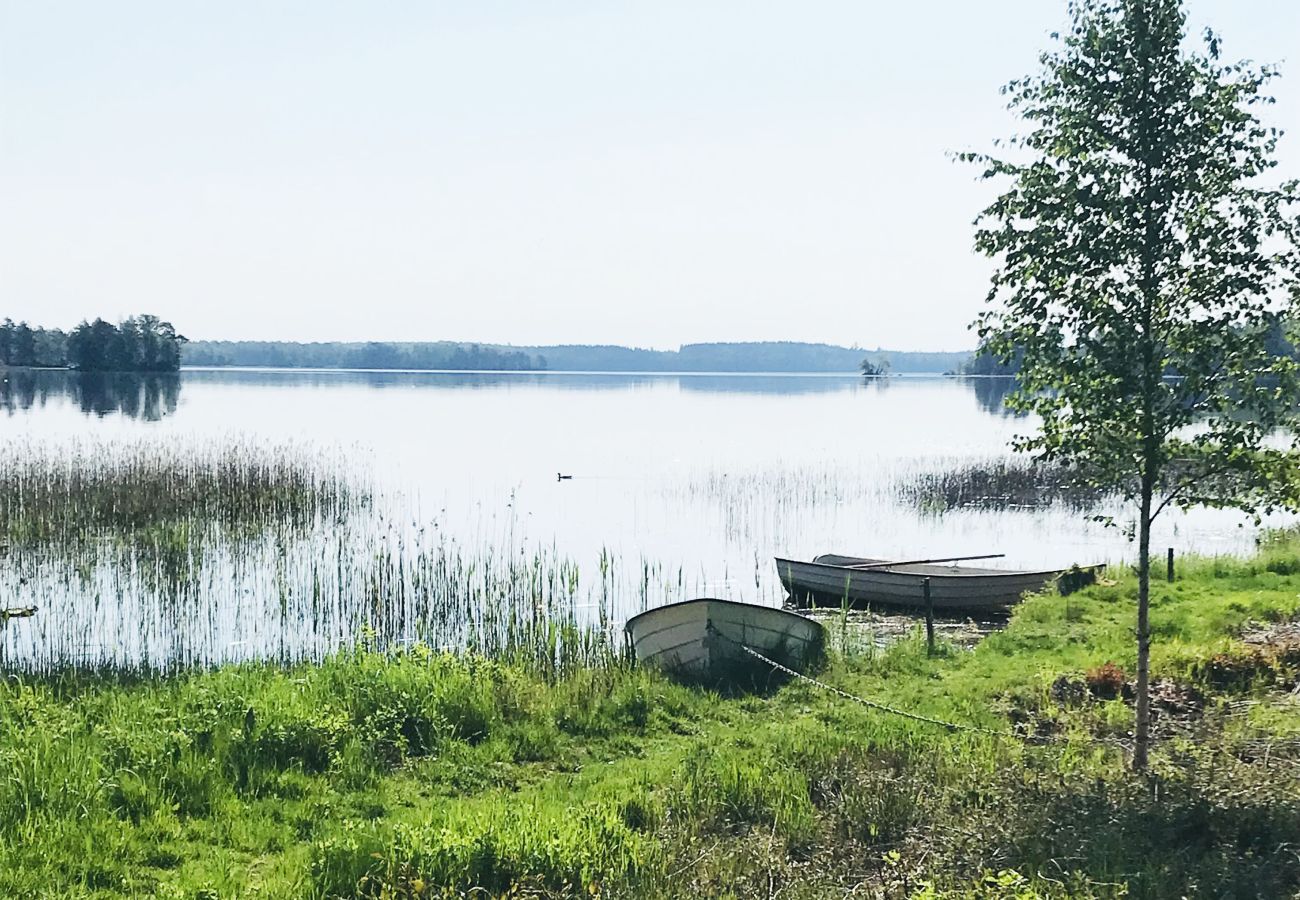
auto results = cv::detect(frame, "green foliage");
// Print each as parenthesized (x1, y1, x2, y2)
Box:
(673, 743, 818, 847)
(0, 314, 186, 372)
(965, 0, 1300, 768)
(0, 317, 66, 368)
(66, 314, 187, 372)
(969, 0, 1300, 515)
(958, 343, 1022, 377)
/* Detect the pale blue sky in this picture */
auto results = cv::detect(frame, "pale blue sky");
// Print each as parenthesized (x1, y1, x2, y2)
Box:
(2, 1, 1296, 349)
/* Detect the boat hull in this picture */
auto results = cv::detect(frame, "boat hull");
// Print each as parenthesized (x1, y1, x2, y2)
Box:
(625, 598, 824, 684)
(776, 554, 1085, 612)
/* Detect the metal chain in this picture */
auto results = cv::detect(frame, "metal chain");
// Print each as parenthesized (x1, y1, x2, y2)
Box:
(739, 643, 1055, 743)
(709, 624, 1140, 749)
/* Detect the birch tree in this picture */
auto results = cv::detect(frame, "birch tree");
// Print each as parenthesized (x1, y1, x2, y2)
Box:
(967, 0, 1300, 769)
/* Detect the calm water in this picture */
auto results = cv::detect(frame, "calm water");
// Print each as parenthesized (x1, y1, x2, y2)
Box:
(0, 368, 1279, 669)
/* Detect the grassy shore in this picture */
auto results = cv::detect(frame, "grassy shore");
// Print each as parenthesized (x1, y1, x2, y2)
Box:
(2, 540, 1299, 899)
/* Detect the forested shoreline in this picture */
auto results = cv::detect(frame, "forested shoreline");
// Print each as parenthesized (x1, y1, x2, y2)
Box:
(0, 316, 186, 372)
(184, 340, 544, 371)
(7, 327, 974, 375)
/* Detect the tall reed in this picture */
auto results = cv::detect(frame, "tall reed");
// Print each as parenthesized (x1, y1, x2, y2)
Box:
(0, 436, 359, 549)
(0, 437, 650, 675)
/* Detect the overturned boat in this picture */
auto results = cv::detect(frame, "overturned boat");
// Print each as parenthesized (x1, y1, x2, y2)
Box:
(776, 554, 1097, 612)
(625, 598, 824, 684)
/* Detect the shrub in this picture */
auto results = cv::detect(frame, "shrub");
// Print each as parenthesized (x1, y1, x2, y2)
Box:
(1194, 646, 1277, 692)
(1084, 662, 1127, 700)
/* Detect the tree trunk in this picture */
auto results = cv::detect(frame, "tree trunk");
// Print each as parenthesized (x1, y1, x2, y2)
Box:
(1134, 487, 1153, 771)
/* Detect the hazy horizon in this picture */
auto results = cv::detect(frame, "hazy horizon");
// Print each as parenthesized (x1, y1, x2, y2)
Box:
(3, 1, 1296, 351)
(180, 336, 969, 353)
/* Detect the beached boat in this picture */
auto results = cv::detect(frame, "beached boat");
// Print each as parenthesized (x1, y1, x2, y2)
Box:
(625, 598, 824, 683)
(775, 554, 1094, 612)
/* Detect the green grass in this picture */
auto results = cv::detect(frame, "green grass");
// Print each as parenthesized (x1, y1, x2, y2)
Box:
(2, 542, 1299, 898)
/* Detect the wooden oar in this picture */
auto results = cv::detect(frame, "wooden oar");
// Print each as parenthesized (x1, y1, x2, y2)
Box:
(841, 554, 1006, 570)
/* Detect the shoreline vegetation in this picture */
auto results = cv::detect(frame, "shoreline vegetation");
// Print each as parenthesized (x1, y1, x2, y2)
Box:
(2, 534, 1298, 897)
(4, 323, 979, 376)
(0, 316, 186, 373)
(3, 436, 1296, 897)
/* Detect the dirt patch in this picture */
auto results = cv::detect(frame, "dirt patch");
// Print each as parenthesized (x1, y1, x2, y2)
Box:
(1148, 679, 1206, 730)
(1195, 619, 1300, 694)
(1043, 668, 1205, 742)
(803, 609, 1003, 652)
(1242, 618, 1300, 672)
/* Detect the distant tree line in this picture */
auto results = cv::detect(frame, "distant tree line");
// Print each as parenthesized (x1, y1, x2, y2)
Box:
(530, 343, 965, 373)
(183, 340, 973, 374)
(1, 316, 186, 372)
(184, 341, 544, 371)
(0, 320, 67, 368)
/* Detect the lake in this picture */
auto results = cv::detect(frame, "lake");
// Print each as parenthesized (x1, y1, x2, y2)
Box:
(0, 368, 1278, 670)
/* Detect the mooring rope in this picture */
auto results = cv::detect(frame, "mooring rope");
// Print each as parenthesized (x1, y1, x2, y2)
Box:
(738, 642, 1054, 743)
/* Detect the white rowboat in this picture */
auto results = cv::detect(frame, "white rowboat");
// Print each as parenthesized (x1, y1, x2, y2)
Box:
(776, 554, 1095, 612)
(625, 598, 824, 684)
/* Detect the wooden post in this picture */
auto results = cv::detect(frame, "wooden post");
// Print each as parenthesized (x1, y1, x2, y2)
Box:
(924, 577, 935, 655)
(1167, 547, 1175, 582)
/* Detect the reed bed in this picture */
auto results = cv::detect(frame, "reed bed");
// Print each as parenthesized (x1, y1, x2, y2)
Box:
(897, 457, 1109, 513)
(0, 436, 360, 549)
(676, 457, 1108, 521)
(678, 465, 878, 511)
(668, 463, 895, 546)
(0, 437, 633, 674)
(0, 436, 698, 675)
(0, 437, 1111, 676)
(1, 525, 635, 676)
(669, 457, 1111, 552)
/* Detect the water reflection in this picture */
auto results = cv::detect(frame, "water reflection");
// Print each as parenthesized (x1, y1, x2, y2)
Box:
(1, 365, 1277, 670)
(0, 368, 1024, 418)
(179, 367, 880, 395)
(963, 376, 1022, 416)
(1, 370, 181, 421)
(680, 374, 877, 395)
(178, 367, 923, 397)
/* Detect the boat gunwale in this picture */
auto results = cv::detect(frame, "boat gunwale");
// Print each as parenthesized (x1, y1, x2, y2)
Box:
(776, 556, 1096, 580)
(624, 596, 821, 635)
(631, 617, 822, 650)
